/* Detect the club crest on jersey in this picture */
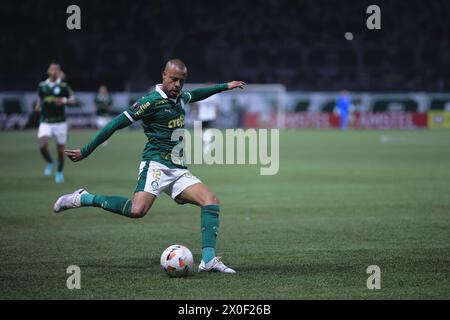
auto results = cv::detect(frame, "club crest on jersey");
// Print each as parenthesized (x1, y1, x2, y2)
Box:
(151, 181, 159, 190)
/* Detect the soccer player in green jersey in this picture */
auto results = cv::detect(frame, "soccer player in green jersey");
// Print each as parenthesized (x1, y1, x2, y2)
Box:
(94, 84, 114, 128)
(35, 62, 76, 183)
(54, 59, 246, 273)
(94, 85, 114, 146)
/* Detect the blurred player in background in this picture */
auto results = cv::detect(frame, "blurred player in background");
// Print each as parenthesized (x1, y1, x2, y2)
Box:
(94, 85, 114, 128)
(94, 85, 114, 146)
(194, 84, 220, 154)
(335, 90, 352, 129)
(34, 62, 75, 183)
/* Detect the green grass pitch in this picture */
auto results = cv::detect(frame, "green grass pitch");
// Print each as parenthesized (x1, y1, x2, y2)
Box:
(0, 129, 449, 299)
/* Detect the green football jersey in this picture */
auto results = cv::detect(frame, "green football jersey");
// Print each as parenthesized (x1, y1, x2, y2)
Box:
(124, 85, 192, 169)
(79, 83, 228, 169)
(94, 93, 113, 116)
(38, 79, 74, 123)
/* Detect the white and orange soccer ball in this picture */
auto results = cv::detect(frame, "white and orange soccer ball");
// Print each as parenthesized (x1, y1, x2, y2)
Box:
(160, 244, 194, 277)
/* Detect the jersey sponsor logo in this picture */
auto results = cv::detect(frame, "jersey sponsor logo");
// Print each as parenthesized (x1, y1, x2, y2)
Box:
(43, 96, 59, 103)
(132, 101, 152, 117)
(53, 86, 61, 95)
(168, 114, 185, 129)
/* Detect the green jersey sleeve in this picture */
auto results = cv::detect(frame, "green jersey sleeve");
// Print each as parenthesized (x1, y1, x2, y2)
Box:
(123, 96, 156, 122)
(80, 113, 132, 158)
(183, 83, 228, 104)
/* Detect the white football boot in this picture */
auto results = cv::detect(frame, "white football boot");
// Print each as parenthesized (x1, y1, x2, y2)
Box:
(198, 257, 236, 274)
(53, 188, 89, 213)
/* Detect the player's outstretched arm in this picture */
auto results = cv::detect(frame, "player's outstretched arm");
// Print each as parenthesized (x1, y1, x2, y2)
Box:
(187, 81, 246, 103)
(65, 113, 131, 162)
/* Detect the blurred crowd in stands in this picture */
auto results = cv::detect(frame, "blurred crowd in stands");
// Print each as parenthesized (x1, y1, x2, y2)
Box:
(1, 0, 449, 91)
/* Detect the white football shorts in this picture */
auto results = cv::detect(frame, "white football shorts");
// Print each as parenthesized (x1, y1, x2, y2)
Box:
(135, 160, 202, 202)
(37, 122, 68, 145)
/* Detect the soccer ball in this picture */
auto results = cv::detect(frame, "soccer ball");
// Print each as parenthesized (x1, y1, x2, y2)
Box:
(160, 244, 194, 277)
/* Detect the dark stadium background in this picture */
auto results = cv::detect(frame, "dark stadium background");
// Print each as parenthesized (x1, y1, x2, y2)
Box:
(1, 0, 449, 92)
